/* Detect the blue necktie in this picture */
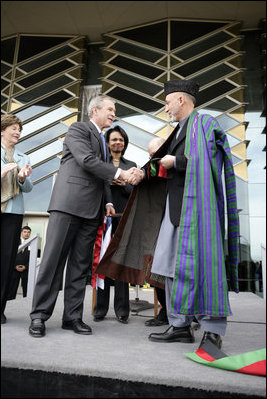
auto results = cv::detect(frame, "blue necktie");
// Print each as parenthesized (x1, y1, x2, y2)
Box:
(99, 131, 107, 161)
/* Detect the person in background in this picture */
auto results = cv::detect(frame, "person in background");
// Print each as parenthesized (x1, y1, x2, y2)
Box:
(28, 95, 133, 338)
(93, 125, 136, 324)
(7, 226, 32, 300)
(1, 114, 33, 324)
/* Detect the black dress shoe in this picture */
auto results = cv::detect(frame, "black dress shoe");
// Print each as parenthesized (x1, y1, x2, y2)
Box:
(149, 325, 195, 343)
(117, 316, 128, 324)
(145, 316, 168, 327)
(145, 308, 168, 327)
(29, 319, 45, 338)
(1, 313, 7, 324)
(62, 319, 92, 335)
(93, 316, 105, 322)
(199, 331, 222, 349)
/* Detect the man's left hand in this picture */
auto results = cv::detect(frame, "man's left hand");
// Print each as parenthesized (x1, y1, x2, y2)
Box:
(111, 179, 126, 186)
(106, 204, 116, 216)
(159, 155, 175, 169)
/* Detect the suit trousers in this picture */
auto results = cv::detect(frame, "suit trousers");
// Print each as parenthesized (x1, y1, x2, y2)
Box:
(30, 211, 100, 322)
(94, 276, 129, 319)
(165, 277, 227, 336)
(1, 213, 23, 314)
(7, 268, 28, 299)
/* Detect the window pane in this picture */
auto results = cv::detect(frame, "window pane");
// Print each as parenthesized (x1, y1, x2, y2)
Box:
(15, 105, 48, 121)
(31, 157, 61, 182)
(16, 123, 68, 153)
(194, 64, 235, 86)
(28, 140, 63, 166)
(108, 87, 161, 113)
(14, 76, 73, 103)
(174, 31, 232, 59)
(217, 114, 240, 130)
(115, 102, 139, 119)
(123, 114, 165, 134)
(174, 48, 234, 77)
(110, 71, 161, 96)
(20, 106, 73, 138)
(17, 60, 74, 88)
(20, 46, 76, 72)
(18, 36, 71, 62)
(226, 134, 241, 147)
(171, 20, 227, 49)
(24, 176, 53, 212)
(1, 37, 16, 63)
(201, 97, 237, 113)
(1, 62, 11, 75)
(197, 81, 236, 107)
(111, 41, 163, 62)
(116, 21, 168, 50)
(114, 120, 155, 150)
(110, 55, 163, 79)
(231, 154, 242, 165)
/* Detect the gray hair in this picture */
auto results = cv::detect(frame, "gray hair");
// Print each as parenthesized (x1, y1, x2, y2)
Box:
(183, 92, 196, 106)
(88, 95, 115, 117)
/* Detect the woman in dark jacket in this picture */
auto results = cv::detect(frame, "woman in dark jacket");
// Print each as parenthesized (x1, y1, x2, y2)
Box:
(93, 126, 136, 324)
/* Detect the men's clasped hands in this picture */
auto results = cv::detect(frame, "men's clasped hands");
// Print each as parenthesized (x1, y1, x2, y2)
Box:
(116, 167, 145, 186)
(118, 155, 175, 186)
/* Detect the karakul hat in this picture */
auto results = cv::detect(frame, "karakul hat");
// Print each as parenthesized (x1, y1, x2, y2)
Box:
(164, 79, 200, 98)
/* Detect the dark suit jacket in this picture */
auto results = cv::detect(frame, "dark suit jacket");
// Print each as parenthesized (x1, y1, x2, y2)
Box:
(15, 239, 30, 268)
(166, 120, 188, 226)
(143, 121, 188, 227)
(48, 121, 118, 219)
(109, 155, 137, 214)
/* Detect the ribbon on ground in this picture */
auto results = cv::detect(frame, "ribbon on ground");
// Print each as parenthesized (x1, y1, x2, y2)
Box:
(186, 345, 266, 376)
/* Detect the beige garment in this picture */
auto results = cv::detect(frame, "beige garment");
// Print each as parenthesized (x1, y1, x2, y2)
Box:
(1, 145, 20, 213)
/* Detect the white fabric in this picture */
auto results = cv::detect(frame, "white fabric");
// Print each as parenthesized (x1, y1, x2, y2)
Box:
(151, 195, 179, 278)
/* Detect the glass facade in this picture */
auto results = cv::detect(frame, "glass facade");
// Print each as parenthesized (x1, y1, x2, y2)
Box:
(1, 33, 86, 210)
(98, 18, 264, 293)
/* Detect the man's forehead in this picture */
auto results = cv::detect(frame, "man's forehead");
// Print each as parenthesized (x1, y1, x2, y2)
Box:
(103, 99, 115, 107)
(166, 92, 179, 100)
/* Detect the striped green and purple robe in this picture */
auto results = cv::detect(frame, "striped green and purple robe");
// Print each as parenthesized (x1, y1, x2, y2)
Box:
(96, 110, 239, 317)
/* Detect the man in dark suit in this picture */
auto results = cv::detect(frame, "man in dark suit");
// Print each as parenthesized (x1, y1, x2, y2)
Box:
(8, 225, 31, 299)
(29, 95, 133, 338)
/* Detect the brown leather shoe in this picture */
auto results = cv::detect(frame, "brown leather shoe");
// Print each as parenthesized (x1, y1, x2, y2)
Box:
(149, 325, 194, 343)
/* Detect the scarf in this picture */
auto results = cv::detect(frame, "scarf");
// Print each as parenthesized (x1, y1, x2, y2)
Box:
(1, 145, 20, 213)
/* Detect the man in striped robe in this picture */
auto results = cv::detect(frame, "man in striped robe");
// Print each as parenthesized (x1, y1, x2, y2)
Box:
(96, 79, 239, 349)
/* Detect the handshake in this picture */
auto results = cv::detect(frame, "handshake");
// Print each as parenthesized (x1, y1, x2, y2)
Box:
(116, 167, 145, 186)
